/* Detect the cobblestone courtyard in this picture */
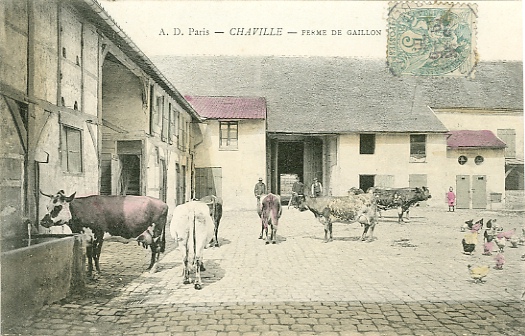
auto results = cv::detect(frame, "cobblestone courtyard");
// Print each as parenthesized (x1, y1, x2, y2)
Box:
(4, 205, 525, 335)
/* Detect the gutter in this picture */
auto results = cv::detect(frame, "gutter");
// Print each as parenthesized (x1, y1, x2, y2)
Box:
(82, 0, 204, 123)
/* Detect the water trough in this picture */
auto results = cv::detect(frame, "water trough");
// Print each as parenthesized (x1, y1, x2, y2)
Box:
(1, 233, 86, 329)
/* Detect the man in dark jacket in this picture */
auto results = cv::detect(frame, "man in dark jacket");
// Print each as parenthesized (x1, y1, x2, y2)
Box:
(289, 178, 305, 208)
(254, 177, 267, 200)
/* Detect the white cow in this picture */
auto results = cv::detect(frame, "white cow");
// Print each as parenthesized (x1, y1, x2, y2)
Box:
(170, 201, 214, 290)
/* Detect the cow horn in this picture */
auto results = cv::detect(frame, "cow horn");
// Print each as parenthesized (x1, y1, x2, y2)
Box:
(40, 190, 53, 198)
(65, 192, 76, 202)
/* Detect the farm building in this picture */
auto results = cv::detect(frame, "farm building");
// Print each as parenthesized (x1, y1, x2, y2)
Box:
(0, 0, 201, 240)
(152, 56, 523, 210)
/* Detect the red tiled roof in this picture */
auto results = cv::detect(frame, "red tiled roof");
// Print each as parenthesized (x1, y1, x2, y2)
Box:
(184, 96, 266, 119)
(447, 130, 506, 149)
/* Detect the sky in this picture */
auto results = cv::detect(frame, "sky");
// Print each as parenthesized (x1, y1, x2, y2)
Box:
(99, 0, 523, 61)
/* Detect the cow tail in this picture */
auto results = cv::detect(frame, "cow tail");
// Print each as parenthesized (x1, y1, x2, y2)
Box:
(160, 224, 166, 253)
(192, 208, 197, 266)
(261, 198, 269, 229)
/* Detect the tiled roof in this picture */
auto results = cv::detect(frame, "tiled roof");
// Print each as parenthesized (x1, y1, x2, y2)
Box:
(184, 96, 266, 119)
(151, 56, 523, 133)
(447, 130, 507, 149)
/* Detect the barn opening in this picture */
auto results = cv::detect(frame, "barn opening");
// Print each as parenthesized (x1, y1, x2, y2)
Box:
(277, 141, 304, 197)
(359, 174, 375, 192)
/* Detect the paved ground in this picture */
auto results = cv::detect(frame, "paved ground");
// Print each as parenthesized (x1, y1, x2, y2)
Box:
(3, 205, 525, 335)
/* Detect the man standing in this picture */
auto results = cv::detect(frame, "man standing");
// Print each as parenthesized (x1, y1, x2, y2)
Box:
(254, 177, 267, 201)
(311, 177, 323, 198)
(289, 178, 305, 208)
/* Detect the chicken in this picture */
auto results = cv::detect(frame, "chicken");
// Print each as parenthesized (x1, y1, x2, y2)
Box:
(468, 265, 490, 283)
(497, 228, 516, 240)
(462, 232, 478, 255)
(484, 228, 496, 243)
(470, 218, 484, 233)
(509, 236, 519, 248)
(483, 241, 495, 255)
(495, 236, 506, 253)
(494, 253, 505, 270)
(484, 219, 497, 243)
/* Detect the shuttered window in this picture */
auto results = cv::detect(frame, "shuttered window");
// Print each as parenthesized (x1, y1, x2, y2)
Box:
(61, 126, 82, 173)
(497, 129, 516, 158)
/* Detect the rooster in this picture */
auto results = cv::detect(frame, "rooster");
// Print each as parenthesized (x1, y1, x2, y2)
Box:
(468, 265, 490, 283)
(470, 218, 484, 233)
(462, 232, 478, 255)
(494, 253, 505, 270)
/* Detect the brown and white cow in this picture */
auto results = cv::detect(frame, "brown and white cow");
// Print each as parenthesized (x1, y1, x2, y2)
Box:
(297, 192, 378, 242)
(170, 201, 214, 290)
(40, 190, 168, 275)
(257, 193, 282, 244)
(372, 187, 431, 223)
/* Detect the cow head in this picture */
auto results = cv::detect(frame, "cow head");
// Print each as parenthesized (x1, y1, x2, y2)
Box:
(40, 190, 76, 228)
(296, 196, 310, 212)
(414, 186, 432, 201)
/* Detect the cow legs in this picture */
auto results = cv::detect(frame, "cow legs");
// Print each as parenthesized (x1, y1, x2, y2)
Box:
(271, 225, 277, 244)
(323, 221, 333, 243)
(89, 231, 104, 275)
(194, 260, 204, 290)
(213, 223, 219, 247)
(147, 248, 159, 273)
(259, 224, 267, 240)
(86, 244, 94, 277)
(265, 224, 277, 245)
(361, 224, 370, 241)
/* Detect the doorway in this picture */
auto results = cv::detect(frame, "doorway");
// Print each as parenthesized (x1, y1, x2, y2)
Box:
(277, 142, 304, 194)
(472, 175, 487, 209)
(359, 175, 375, 192)
(456, 175, 470, 209)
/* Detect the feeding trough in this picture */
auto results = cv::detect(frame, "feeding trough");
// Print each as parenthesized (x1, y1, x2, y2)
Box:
(1, 233, 86, 329)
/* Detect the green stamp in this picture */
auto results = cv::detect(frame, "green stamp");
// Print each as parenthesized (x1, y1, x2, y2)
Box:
(387, 2, 478, 77)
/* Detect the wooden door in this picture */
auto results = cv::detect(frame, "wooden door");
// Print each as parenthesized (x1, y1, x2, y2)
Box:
(456, 175, 470, 209)
(472, 175, 487, 209)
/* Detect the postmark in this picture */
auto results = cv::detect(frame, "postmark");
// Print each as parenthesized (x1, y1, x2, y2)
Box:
(387, 2, 478, 77)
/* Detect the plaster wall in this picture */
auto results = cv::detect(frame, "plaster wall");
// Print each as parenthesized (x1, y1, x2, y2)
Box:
(195, 119, 266, 210)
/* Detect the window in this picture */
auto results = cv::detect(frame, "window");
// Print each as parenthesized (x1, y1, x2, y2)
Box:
(169, 105, 176, 144)
(360, 134, 375, 154)
(61, 126, 82, 173)
(161, 99, 169, 142)
(475, 155, 484, 165)
(220, 121, 238, 149)
(458, 155, 468, 165)
(410, 134, 426, 162)
(497, 129, 516, 158)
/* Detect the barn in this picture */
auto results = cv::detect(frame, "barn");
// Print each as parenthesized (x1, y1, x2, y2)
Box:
(152, 56, 523, 210)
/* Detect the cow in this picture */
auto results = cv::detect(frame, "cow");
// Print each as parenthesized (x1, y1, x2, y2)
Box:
(40, 190, 168, 276)
(372, 187, 431, 223)
(256, 193, 282, 244)
(198, 195, 223, 247)
(297, 192, 378, 243)
(170, 201, 214, 290)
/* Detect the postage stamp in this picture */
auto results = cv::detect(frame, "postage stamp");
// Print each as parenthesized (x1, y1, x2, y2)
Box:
(387, 2, 478, 77)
